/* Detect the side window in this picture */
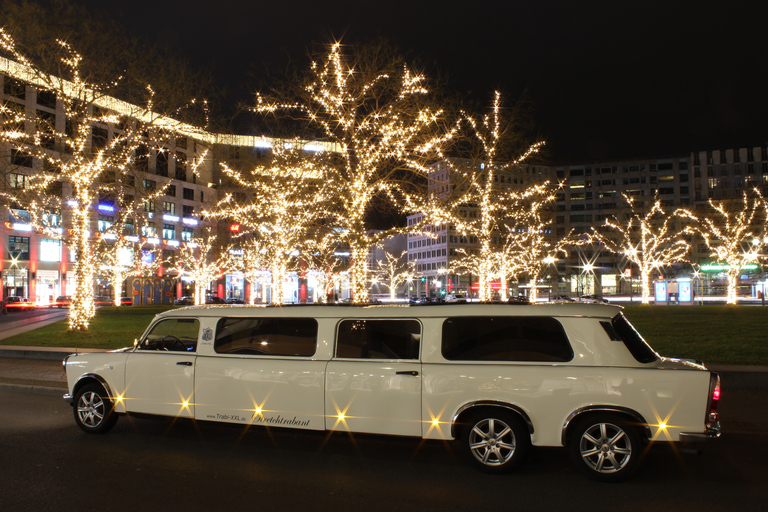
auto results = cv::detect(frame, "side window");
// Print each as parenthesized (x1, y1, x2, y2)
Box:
(442, 316, 573, 362)
(214, 317, 317, 356)
(336, 319, 420, 360)
(138, 318, 199, 352)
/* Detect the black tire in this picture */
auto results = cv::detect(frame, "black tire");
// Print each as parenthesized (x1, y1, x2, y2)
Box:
(568, 414, 642, 482)
(460, 409, 529, 474)
(73, 383, 119, 434)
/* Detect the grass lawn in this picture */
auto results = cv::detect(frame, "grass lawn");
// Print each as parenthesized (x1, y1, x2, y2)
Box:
(0, 306, 173, 350)
(622, 305, 768, 366)
(2, 304, 767, 366)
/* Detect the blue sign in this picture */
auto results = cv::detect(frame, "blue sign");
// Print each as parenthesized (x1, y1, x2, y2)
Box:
(655, 281, 667, 303)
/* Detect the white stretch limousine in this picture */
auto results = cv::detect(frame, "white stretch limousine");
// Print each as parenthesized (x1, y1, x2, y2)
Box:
(63, 303, 720, 481)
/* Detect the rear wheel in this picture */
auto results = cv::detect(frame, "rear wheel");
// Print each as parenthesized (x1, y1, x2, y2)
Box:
(460, 409, 528, 474)
(73, 383, 119, 434)
(568, 414, 642, 482)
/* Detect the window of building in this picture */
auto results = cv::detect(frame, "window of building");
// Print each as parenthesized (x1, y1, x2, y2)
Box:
(11, 148, 32, 168)
(175, 151, 187, 181)
(97, 214, 114, 232)
(135, 146, 149, 172)
(8, 236, 30, 260)
(214, 317, 318, 356)
(183, 187, 194, 200)
(4, 78, 25, 99)
(167, 184, 176, 197)
(156, 151, 168, 177)
(143, 200, 155, 213)
(182, 227, 194, 241)
(336, 319, 420, 359)
(163, 202, 176, 215)
(9, 208, 30, 223)
(36, 89, 56, 109)
(143, 179, 156, 192)
(162, 224, 175, 240)
(40, 239, 61, 262)
(442, 316, 573, 362)
(142, 222, 156, 237)
(8, 173, 27, 189)
(182, 204, 194, 218)
(91, 126, 108, 151)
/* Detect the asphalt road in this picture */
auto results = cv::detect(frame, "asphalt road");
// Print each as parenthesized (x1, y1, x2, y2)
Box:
(1, 388, 766, 512)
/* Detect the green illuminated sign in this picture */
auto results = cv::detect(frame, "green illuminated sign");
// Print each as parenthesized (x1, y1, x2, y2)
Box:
(701, 264, 759, 272)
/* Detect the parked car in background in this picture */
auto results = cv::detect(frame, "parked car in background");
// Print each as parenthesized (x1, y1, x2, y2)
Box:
(445, 293, 467, 303)
(94, 296, 112, 306)
(174, 296, 194, 306)
(550, 294, 575, 303)
(55, 295, 72, 308)
(579, 295, 609, 304)
(6, 296, 35, 311)
(120, 297, 133, 306)
(225, 298, 246, 305)
(63, 302, 720, 481)
(205, 296, 227, 305)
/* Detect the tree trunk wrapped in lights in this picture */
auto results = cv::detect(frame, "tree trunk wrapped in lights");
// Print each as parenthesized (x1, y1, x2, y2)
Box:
(445, 92, 545, 301)
(205, 148, 335, 305)
(498, 187, 582, 303)
(0, 29, 202, 330)
(252, 43, 457, 303)
(678, 189, 768, 305)
(592, 194, 691, 304)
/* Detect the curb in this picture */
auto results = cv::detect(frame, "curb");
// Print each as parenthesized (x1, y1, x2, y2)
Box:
(0, 382, 67, 397)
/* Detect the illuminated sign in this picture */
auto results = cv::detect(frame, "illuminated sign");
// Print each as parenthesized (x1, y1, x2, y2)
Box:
(701, 264, 759, 271)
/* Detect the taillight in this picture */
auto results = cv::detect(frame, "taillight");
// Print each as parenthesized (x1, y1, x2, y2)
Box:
(709, 373, 721, 412)
(706, 373, 721, 432)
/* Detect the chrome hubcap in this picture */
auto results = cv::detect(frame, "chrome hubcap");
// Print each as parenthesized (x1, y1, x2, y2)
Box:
(77, 391, 105, 428)
(579, 422, 632, 473)
(468, 418, 516, 466)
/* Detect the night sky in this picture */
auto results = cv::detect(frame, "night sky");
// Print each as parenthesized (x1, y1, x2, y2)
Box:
(69, 0, 768, 162)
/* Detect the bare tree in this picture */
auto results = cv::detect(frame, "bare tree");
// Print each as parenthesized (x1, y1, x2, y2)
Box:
(592, 194, 691, 304)
(678, 189, 767, 304)
(253, 42, 457, 303)
(445, 92, 545, 301)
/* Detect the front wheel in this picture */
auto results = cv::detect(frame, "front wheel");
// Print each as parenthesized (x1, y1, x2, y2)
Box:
(73, 383, 119, 434)
(460, 410, 529, 474)
(568, 414, 642, 482)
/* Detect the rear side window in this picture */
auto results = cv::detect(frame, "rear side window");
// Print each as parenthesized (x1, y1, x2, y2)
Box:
(605, 314, 659, 364)
(214, 317, 317, 356)
(336, 319, 421, 360)
(442, 316, 573, 362)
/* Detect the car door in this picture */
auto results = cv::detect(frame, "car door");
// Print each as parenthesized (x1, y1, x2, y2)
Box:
(194, 316, 325, 429)
(123, 317, 200, 418)
(325, 318, 422, 437)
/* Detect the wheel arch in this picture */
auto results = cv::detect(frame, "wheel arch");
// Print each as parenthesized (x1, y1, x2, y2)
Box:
(562, 406, 651, 445)
(72, 373, 116, 402)
(450, 400, 535, 439)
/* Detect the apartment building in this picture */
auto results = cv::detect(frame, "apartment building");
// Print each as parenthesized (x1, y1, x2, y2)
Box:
(407, 148, 768, 300)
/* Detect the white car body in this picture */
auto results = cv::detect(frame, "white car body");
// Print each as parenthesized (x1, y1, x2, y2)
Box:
(64, 303, 720, 480)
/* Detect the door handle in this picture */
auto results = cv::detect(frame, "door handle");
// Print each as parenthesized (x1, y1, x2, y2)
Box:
(176, 361, 193, 366)
(396, 370, 419, 376)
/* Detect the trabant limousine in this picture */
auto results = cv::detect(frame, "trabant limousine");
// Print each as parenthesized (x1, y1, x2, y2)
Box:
(63, 303, 720, 481)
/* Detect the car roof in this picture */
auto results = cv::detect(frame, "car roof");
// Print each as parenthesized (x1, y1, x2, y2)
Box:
(159, 302, 622, 320)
